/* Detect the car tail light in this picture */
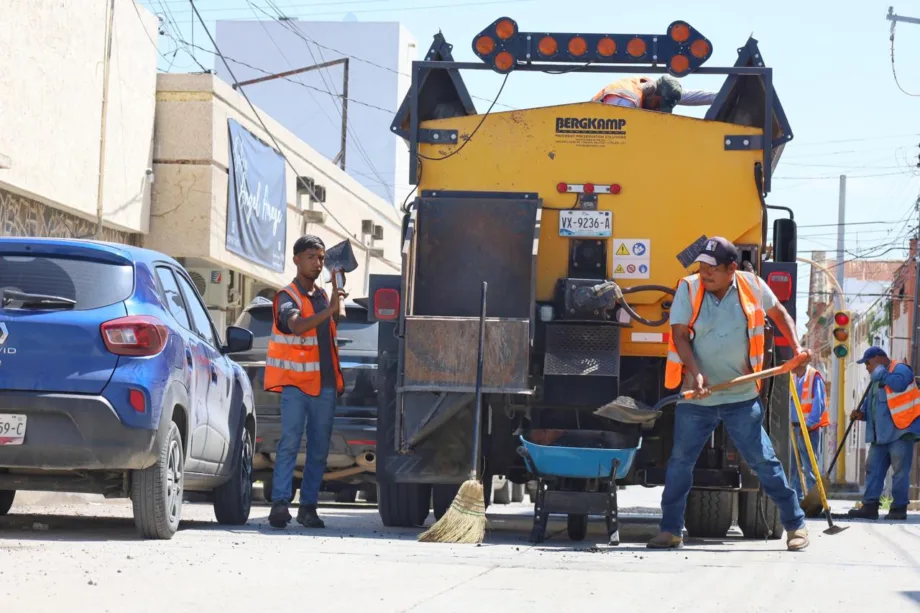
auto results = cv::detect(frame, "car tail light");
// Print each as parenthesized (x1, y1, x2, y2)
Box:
(766, 272, 793, 302)
(129, 389, 146, 413)
(101, 316, 169, 357)
(374, 288, 400, 320)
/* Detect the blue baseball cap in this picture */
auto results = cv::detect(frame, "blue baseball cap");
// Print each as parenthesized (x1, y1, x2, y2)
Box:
(856, 346, 887, 364)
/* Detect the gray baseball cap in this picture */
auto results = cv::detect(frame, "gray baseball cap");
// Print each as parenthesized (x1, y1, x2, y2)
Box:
(656, 76, 682, 113)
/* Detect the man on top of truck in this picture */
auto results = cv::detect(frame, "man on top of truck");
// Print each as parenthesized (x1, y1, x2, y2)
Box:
(648, 237, 810, 551)
(591, 75, 717, 112)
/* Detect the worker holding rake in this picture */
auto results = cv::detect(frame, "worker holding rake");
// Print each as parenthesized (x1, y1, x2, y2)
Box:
(647, 237, 810, 551)
(790, 363, 829, 501)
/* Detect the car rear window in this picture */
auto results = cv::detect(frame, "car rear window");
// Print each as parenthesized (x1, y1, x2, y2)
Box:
(0, 255, 133, 310)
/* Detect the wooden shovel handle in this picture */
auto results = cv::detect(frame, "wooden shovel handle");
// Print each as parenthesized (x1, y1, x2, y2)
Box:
(679, 351, 809, 400)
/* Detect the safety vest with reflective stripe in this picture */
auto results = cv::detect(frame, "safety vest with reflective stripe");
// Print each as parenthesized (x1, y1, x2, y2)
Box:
(664, 271, 766, 390)
(884, 360, 920, 429)
(263, 282, 344, 396)
(797, 365, 829, 430)
(590, 76, 652, 107)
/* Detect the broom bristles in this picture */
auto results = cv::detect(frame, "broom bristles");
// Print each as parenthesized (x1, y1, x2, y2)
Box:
(418, 479, 487, 544)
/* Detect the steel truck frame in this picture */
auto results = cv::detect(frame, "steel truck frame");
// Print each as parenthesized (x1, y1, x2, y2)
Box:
(369, 18, 801, 540)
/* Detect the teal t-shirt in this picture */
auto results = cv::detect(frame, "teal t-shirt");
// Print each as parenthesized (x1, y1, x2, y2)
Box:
(669, 273, 778, 406)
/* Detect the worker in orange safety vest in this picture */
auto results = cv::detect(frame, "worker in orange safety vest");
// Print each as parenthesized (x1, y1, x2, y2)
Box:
(847, 346, 920, 521)
(789, 363, 828, 501)
(264, 235, 346, 530)
(591, 75, 717, 113)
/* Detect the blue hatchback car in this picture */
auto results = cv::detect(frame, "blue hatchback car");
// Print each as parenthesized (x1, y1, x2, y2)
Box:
(0, 238, 255, 539)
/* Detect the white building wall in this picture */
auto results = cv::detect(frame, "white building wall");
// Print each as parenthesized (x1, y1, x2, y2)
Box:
(0, 0, 158, 234)
(214, 20, 417, 208)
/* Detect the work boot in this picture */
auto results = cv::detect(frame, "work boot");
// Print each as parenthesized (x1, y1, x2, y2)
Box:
(786, 528, 809, 551)
(296, 504, 325, 528)
(885, 506, 908, 521)
(646, 531, 683, 549)
(268, 501, 292, 529)
(847, 501, 879, 520)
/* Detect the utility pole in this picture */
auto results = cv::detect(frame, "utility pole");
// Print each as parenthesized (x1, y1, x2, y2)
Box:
(233, 58, 350, 171)
(832, 174, 847, 483)
(912, 195, 920, 373)
(95, 0, 115, 239)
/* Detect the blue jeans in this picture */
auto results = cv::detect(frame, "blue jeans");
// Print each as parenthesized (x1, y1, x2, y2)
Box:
(790, 426, 824, 501)
(864, 438, 915, 508)
(660, 398, 806, 535)
(272, 386, 337, 506)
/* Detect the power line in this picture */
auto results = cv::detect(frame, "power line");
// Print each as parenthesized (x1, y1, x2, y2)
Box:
(889, 20, 920, 97)
(188, 0, 356, 238)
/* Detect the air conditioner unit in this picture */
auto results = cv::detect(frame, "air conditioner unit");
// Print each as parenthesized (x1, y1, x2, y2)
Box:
(186, 267, 231, 331)
(250, 281, 278, 302)
(373, 225, 384, 241)
(313, 185, 327, 203)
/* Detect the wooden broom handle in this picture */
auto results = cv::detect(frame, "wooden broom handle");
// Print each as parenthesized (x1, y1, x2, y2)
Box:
(680, 351, 809, 400)
(331, 269, 347, 318)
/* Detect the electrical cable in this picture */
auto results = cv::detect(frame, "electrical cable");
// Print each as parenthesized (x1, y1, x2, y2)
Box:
(416, 73, 509, 162)
(188, 0, 356, 238)
(889, 22, 920, 97)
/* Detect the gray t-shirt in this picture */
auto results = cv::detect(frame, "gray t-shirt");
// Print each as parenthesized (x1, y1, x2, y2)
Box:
(669, 272, 778, 406)
(275, 280, 336, 390)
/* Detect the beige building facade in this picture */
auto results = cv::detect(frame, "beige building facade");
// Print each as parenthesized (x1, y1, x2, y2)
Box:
(146, 74, 402, 329)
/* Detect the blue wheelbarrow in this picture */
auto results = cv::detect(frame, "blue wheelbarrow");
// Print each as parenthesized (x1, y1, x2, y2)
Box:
(517, 429, 641, 546)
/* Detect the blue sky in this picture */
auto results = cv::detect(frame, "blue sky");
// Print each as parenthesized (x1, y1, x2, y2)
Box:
(142, 0, 920, 327)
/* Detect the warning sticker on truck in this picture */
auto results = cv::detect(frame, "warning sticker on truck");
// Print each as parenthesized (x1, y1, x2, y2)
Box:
(612, 238, 650, 279)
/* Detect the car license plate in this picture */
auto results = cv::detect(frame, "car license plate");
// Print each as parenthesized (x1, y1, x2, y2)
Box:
(0, 414, 27, 446)
(559, 210, 612, 237)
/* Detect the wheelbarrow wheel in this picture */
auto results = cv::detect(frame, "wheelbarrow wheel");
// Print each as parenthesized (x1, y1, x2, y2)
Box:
(567, 514, 588, 541)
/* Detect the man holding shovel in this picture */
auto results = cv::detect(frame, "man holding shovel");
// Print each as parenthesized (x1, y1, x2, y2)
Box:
(847, 347, 920, 521)
(790, 363, 829, 501)
(647, 237, 811, 551)
(264, 235, 347, 529)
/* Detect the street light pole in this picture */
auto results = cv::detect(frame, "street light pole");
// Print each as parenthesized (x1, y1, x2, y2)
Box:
(829, 175, 848, 483)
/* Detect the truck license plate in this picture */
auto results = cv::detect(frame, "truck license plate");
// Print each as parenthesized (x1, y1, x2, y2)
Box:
(559, 210, 611, 237)
(0, 414, 27, 445)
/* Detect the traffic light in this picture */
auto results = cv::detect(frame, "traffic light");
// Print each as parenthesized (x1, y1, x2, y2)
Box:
(832, 310, 851, 358)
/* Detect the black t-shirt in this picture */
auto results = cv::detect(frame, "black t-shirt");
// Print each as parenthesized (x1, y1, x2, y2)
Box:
(275, 280, 336, 390)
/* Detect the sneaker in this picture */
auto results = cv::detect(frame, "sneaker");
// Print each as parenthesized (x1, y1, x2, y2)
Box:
(885, 506, 908, 521)
(786, 528, 809, 551)
(847, 502, 879, 520)
(296, 504, 325, 528)
(646, 531, 683, 549)
(268, 501, 292, 529)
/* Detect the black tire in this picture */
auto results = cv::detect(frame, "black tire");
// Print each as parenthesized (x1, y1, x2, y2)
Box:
(737, 490, 784, 540)
(131, 422, 184, 540)
(683, 489, 733, 539)
(335, 489, 357, 503)
(0, 490, 14, 515)
(213, 418, 254, 526)
(261, 477, 294, 504)
(493, 479, 511, 504)
(378, 483, 431, 527)
(362, 487, 378, 504)
(511, 483, 525, 503)
(567, 514, 588, 541)
(432, 484, 460, 521)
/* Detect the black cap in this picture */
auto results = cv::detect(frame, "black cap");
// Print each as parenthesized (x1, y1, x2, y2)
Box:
(656, 76, 682, 112)
(694, 236, 739, 267)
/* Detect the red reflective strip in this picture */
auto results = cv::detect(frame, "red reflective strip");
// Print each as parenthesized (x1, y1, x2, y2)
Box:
(662, 332, 670, 344)
(347, 440, 376, 446)
(774, 336, 790, 347)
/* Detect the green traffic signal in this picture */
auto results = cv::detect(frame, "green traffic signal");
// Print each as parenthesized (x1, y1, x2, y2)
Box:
(833, 345, 848, 358)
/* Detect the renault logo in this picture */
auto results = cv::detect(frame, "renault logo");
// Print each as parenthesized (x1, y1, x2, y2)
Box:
(0, 323, 6, 346)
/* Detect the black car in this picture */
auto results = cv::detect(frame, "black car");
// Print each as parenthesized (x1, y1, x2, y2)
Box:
(230, 297, 378, 503)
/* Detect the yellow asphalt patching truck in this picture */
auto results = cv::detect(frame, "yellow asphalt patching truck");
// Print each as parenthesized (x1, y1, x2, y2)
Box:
(369, 18, 800, 542)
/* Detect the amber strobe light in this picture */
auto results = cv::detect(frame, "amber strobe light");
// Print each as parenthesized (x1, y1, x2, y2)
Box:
(495, 18, 516, 39)
(538, 36, 558, 56)
(597, 37, 616, 57)
(475, 35, 495, 55)
(568, 36, 588, 57)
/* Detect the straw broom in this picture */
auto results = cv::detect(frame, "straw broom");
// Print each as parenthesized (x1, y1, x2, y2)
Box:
(418, 281, 489, 544)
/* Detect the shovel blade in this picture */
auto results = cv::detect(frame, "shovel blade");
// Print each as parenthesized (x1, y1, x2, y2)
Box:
(823, 525, 849, 535)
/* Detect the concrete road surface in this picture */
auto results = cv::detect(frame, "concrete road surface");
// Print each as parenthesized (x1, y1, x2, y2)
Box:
(1, 488, 918, 613)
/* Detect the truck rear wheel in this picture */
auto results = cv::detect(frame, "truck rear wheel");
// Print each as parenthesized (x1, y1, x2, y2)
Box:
(684, 489, 733, 539)
(0, 490, 14, 516)
(567, 514, 588, 541)
(378, 483, 431, 527)
(737, 490, 783, 540)
(432, 484, 460, 520)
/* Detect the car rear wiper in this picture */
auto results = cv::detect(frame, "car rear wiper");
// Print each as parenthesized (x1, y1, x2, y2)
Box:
(1, 289, 76, 309)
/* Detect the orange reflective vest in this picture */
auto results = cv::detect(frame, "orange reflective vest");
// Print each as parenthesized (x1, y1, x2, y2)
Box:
(797, 365, 829, 430)
(263, 282, 344, 396)
(591, 76, 652, 107)
(664, 271, 766, 391)
(884, 360, 920, 429)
